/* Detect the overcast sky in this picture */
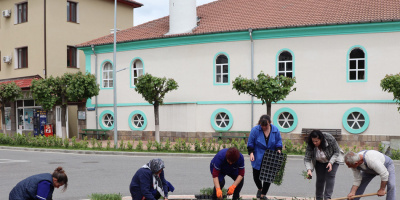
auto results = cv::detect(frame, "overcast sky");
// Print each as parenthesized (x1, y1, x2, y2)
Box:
(134, 0, 218, 26)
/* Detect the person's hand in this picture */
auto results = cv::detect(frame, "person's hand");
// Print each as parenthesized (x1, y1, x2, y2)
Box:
(347, 192, 355, 200)
(307, 170, 312, 179)
(377, 188, 386, 196)
(164, 198, 168, 200)
(326, 163, 332, 172)
(250, 153, 255, 161)
(216, 187, 223, 199)
(227, 185, 236, 195)
(277, 150, 281, 154)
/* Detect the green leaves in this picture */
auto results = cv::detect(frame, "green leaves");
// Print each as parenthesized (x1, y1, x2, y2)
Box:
(0, 82, 22, 105)
(381, 73, 400, 112)
(233, 72, 296, 104)
(134, 73, 179, 105)
(31, 72, 100, 110)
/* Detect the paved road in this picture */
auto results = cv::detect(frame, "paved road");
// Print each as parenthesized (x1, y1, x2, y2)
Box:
(1, 148, 399, 200)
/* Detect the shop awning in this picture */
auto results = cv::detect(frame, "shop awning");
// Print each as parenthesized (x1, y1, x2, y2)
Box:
(0, 75, 42, 90)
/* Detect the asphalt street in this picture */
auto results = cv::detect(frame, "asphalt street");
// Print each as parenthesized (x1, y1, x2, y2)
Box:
(1, 148, 399, 200)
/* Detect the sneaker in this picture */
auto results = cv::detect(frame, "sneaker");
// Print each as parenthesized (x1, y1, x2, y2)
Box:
(260, 196, 269, 200)
(256, 190, 261, 198)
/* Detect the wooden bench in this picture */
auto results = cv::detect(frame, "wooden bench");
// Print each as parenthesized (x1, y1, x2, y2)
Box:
(302, 128, 341, 140)
(79, 129, 107, 140)
(212, 131, 249, 141)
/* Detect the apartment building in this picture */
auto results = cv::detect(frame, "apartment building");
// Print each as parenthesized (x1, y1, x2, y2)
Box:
(0, 0, 142, 137)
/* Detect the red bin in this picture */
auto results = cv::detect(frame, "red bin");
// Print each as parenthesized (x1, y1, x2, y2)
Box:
(44, 124, 53, 137)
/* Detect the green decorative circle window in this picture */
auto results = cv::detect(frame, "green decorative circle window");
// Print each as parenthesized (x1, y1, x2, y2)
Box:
(99, 110, 114, 130)
(273, 108, 298, 133)
(342, 107, 369, 134)
(129, 110, 147, 131)
(211, 108, 233, 131)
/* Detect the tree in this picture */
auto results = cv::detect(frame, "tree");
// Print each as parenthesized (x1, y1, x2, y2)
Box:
(381, 73, 400, 112)
(135, 73, 179, 142)
(0, 82, 22, 135)
(232, 72, 296, 117)
(31, 71, 99, 139)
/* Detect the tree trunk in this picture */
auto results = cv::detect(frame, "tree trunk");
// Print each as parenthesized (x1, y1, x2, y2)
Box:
(154, 103, 160, 142)
(61, 102, 67, 139)
(266, 103, 272, 117)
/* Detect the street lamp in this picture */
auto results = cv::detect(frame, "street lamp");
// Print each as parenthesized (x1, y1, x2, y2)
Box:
(113, 0, 118, 148)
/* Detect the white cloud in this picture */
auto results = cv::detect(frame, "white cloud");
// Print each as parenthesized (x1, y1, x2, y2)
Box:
(134, 0, 217, 26)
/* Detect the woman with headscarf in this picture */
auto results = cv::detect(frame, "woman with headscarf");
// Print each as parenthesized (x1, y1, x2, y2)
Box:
(9, 166, 68, 200)
(130, 158, 174, 200)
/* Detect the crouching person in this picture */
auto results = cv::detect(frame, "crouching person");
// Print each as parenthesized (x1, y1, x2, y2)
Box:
(9, 166, 68, 200)
(130, 158, 174, 200)
(210, 147, 245, 200)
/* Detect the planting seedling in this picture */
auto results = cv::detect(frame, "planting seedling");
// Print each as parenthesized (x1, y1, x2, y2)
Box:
(301, 170, 312, 183)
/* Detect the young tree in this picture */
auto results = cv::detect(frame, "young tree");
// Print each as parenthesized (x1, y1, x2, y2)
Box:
(232, 72, 296, 117)
(31, 72, 99, 139)
(135, 73, 179, 142)
(381, 73, 400, 112)
(0, 82, 22, 135)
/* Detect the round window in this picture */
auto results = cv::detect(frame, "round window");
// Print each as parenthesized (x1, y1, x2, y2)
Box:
(211, 108, 233, 131)
(99, 110, 114, 130)
(129, 110, 147, 131)
(103, 114, 114, 127)
(273, 108, 298, 133)
(343, 108, 369, 134)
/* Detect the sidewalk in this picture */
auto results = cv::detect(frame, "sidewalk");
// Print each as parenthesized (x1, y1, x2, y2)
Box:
(118, 195, 315, 200)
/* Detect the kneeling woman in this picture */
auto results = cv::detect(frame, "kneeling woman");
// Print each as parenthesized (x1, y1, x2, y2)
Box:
(130, 158, 174, 200)
(9, 166, 68, 200)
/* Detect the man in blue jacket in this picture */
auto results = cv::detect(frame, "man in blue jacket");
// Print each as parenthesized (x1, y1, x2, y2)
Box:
(210, 147, 245, 200)
(130, 158, 174, 200)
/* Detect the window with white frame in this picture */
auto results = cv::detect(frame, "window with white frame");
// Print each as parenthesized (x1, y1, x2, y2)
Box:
(17, 2, 28, 24)
(349, 48, 365, 81)
(215, 55, 229, 84)
(16, 47, 28, 69)
(278, 51, 293, 78)
(102, 62, 113, 88)
(67, 1, 78, 23)
(132, 59, 143, 86)
(67, 46, 77, 68)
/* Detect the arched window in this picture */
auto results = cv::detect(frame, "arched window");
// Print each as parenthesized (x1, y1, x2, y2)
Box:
(278, 51, 293, 78)
(102, 62, 113, 88)
(349, 48, 366, 81)
(215, 54, 229, 84)
(132, 59, 143, 86)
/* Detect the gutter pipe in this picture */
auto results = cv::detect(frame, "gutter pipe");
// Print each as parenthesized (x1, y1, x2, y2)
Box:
(44, 0, 47, 78)
(249, 28, 254, 128)
(91, 45, 99, 130)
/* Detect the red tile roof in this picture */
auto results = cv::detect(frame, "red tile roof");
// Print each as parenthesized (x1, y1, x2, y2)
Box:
(0, 75, 42, 89)
(77, 0, 400, 47)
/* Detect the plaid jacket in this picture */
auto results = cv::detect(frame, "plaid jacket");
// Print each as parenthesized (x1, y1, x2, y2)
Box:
(304, 132, 344, 171)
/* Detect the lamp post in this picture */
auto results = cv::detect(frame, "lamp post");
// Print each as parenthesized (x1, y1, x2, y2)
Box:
(113, 0, 118, 148)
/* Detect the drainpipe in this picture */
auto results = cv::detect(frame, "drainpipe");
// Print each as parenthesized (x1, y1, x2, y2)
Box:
(44, 0, 47, 78)
(91, 45, 99, 130)
(249, 29, 254, 128)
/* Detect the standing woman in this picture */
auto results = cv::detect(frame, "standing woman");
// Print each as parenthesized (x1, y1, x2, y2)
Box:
(9, 166, 68, 200)
(304, 130, 343, 200)
(247, 115, 282, 200)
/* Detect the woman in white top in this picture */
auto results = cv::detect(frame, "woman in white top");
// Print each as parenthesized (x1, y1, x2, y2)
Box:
(304, 130, 343, 200)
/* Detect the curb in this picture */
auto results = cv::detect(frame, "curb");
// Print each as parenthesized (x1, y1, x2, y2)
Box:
(0, 146, 305, 159)
(83, 195, 310, 200)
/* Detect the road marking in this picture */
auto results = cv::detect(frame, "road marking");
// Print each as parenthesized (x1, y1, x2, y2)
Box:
(0, 159, 29, 164)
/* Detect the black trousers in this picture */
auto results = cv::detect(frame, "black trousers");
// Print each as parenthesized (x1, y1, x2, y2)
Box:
(252, 168, 271, 195)
(212, 174, 244, 200)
